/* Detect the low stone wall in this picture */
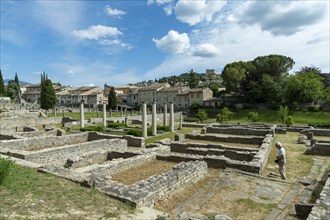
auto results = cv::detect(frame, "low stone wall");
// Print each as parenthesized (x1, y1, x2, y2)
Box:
(18, 139, 127, 165)
(156, 153, 262, 173)
(301, 128, 330, 137)
(307, 176, 330, 220)
(0, 126, 37, 134)
(0, 117, 63, 126)
(305, 143, 330, 156)
(15, 129, 65, 138)
(276, 125, 312, 133)
(182, 123, 207, 128)
(170, 142, 258, 153)
(97, 161, 208, 207)
(88, 132, 145, 148)
(186, 147, 255, 161)
(0, 133, 89, 152)
(76, 153, 156, 176)
(206, 126, 272, 136)
(252, 135, 273, 173)
(185, 134, 264, 145)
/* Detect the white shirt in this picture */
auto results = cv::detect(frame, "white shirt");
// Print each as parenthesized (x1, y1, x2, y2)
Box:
(277, 147, 286, 162)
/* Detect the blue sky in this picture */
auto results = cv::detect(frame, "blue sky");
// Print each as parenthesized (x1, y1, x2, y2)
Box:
(1, 0, 329, 87)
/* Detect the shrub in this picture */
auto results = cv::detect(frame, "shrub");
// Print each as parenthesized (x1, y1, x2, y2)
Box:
(216, 107, 235, 122)
(184, 117, 200, 122)
(247, 112, 259, 122)
(277, 105, 289, 125)
(307, 104, 320, 112)
(157, 125, 170, 132)
(189, 102, 203, 112)
(195, 110, 208, 122)
(127, 128, 142, 137)
(0, 157, 14, 185)
(107, 122, 128, 129)
(80, 126, 104, 132)
(285, 116, 294, 126)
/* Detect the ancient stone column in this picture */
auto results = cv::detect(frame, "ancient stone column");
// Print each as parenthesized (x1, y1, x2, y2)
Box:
(307, 132, 314, 140)
(110, 108, 112, 118)
(80, 100, 85, 128)
(121, 107, 123, 117)
(163, 103, 167, 126)
(152, 102, 157, 136)
(179, 112, 183, 130)
(54, 107, 57, 118)
(102, 103, 107, 128)
(124, 117, 128, 126)
(142, 102, 147, 138)
(170, 102, 174, 132)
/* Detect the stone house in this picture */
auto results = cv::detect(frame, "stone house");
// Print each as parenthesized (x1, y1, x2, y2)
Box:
(21, 84, 41, 104)
(137, 83, 170, 103)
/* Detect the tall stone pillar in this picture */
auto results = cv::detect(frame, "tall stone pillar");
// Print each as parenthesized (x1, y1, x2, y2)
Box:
(152, 102, 157, 136)
(54, 107, 57, 118)
(163, 103, 167, 126)
(142, 102, 147, 138)
(121, 107, 123, 117)
(102, 103, 107, 128)
(179, 112, 183, 130)
(80, 100, 85, 128)
(110, 108, 112, 118)
(170, 102, 174, 132)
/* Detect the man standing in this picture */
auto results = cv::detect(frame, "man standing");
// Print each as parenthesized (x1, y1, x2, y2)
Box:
(275, 142, 287, 180)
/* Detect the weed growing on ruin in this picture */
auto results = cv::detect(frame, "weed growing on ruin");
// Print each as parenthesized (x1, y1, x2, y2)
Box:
(0, 157, 14, 185)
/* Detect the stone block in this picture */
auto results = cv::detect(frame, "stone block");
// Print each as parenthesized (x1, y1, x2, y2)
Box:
(174, 133, 185, 141)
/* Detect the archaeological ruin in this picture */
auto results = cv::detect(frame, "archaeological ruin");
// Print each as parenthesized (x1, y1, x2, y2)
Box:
(0, 106, 329, 220)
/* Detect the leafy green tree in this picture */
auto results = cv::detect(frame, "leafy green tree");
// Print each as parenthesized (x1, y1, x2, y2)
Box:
(6, 80, 19, 100)
(0, 70, 6, 96)
(221, 61, 247, 95)
(40, 72, 57, 110)
(240, 55, 294, 103)
(188, 69, 199, 88)
(284, 116, 294, 126)
(189, 102, 203, 112)
(284, 66, 326, 103)
(107, 86, 118, 110)
(195, 110, 208, 122)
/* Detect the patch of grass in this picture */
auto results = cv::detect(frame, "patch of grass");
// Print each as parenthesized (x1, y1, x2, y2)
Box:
(236, 198, 277, 212)
(146, 133, 175, 144)
(0, 163, 131, 219)
(103, 211, 118, 218)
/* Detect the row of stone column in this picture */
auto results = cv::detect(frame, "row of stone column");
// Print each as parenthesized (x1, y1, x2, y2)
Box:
(80, 102, 178, 138)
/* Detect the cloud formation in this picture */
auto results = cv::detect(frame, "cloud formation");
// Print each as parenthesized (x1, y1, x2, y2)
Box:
(236, 1, 327, 36)
(175, 0, 225, 25)
(72, 25, 122, 40)
(153, 30, 190, 53)
(105, 6, 126, 18)
(192, 43, 220, 58)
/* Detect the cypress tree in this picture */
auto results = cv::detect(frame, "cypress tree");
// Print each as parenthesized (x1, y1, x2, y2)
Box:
(14, 72, 20, 87)
(40, 72, 56, 110)
(107, 86, 118, 110)
(0, 70, 6, 96)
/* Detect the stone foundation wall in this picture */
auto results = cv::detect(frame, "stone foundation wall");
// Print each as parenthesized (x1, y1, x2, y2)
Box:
(0, 117, 63, 126)
(185, 134, 264, 145)
(0, 133, 89, 152)
(307, 176, 330, 220)
(206, 127, 272, 136)
(22, 139, 127, 165)
(0, 126, 37, 134)
(76, 153, 156, 176)
(157, 153, 262, 173)
(97, 161, 208, 207)
(301, 129, 330, 137)
(88, 132, 145, 148)
(15, 129, 64, 138)
(305, 143, 330, 156)
(0, 134, 18, 140)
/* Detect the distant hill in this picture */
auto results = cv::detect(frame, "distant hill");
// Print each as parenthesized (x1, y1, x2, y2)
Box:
(3, 79, 31, 85)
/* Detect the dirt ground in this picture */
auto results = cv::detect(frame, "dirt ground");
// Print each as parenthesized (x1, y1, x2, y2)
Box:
(111, 160, 178, 185)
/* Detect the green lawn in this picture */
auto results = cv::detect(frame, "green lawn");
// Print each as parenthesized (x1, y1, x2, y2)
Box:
(0, 159, 132, 219)
(203, 109, 330, 126)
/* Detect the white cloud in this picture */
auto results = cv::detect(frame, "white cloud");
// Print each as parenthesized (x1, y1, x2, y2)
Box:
(72, 25, 122, 40)
(192, 43, 220, 58)
(235, 1, 328, 36)
(104, 6, 126, 18)
(153, 30, 190, 53)
(147, 0, 172, 5)
(175, 0, 226, 25)
(100, 39, 133, 49)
